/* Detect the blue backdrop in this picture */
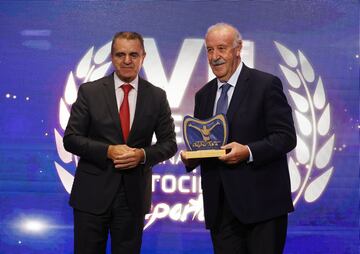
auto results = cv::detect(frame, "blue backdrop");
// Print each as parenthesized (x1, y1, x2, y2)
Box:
(0, 1, 358, 253)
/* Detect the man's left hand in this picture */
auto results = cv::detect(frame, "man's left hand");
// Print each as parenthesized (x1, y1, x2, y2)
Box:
(219, 142, 250, 164)
(113, 148, 145, 169)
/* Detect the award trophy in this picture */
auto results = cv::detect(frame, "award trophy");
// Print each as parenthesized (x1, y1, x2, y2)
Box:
(182, 114, 228, 159)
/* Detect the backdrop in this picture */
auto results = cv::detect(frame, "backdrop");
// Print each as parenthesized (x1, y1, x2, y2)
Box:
(0, 1, 358, 253)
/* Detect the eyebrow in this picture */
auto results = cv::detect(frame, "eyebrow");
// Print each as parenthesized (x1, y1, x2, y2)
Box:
(114, 51, 140, 55)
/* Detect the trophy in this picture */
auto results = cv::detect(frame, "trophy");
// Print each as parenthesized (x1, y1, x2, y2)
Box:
(182, 114, 228, 159)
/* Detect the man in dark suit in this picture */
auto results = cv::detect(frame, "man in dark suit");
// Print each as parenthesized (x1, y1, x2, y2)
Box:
(63, 32, 177, 254)
(181, 23, 296, 254)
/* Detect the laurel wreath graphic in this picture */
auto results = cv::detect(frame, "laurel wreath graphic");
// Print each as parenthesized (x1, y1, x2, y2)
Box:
(54, 41, 112, 193)
(274, 41, 335, 205)
(53, 40, 335, 207)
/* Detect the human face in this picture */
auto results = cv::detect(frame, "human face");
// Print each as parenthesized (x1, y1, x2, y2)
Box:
(205, 28, 241, 82)
(111, 38, 146, 83)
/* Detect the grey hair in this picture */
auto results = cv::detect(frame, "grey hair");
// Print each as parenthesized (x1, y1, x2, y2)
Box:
(206, 23, 242, 47)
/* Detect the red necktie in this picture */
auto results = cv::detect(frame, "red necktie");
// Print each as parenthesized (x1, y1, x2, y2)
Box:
(119, 84, 133, 142)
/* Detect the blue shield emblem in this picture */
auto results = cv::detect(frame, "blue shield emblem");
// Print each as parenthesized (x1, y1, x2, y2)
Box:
(183, 114, 228, 151)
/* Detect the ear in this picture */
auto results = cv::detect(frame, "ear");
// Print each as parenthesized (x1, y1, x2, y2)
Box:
(236, 40, 242, 57)
(235, 47, 241, 57)
(141, 52, 146, 63)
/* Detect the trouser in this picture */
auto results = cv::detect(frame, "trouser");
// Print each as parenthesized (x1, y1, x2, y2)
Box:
(210, 187, 288, 254)
(74, 184, 144, 254)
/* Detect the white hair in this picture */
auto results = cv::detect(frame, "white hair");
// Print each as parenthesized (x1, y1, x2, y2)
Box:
(206, 22, 242, 47)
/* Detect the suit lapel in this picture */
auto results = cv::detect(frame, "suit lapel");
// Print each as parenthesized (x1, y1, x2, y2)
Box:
(127, 77, 147, 144)
(203, 79, 218, 119)
(102, 73, 123, 140)
(226, 64, 250, 124)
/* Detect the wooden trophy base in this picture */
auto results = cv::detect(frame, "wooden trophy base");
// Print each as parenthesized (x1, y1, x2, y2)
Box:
(183, 149, 226, 159)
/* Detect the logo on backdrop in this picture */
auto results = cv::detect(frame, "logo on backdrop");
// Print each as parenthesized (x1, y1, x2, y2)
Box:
(53, 39, 335, 229)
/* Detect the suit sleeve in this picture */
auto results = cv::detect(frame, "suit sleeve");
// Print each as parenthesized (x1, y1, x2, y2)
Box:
(185, 92, 201, 172)
(63, 84, 109, 169)
(143, 90, 177, 167)
(247, 76, 296, 166)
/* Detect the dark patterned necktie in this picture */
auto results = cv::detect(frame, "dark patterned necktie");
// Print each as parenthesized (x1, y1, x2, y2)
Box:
(215, 83, 231, 115)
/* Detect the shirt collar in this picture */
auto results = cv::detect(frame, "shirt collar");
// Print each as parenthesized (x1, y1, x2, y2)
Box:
(217, 61, 243, 89)
(113, 73, 139, 91)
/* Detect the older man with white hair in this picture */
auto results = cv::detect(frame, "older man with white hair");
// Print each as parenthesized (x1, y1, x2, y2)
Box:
(182, 23, 296, 254)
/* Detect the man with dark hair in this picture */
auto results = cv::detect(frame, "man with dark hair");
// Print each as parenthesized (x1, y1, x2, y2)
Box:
(181, 23, 296, 254)
(64, 31, 177, 254)
(110, 32, 145, 55)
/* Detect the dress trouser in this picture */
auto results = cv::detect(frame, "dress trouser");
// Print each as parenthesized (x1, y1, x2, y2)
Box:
(74, 181, 144, 254)
(210, 186, 288, 254)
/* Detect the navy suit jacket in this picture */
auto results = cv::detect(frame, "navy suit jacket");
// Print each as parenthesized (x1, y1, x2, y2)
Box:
(63, 74, 177, 216)
(190, 64, 296, 228)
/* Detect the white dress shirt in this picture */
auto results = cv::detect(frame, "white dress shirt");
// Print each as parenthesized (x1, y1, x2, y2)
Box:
(114, 73, 138, 129)
(213, 62, 243, 115)
(113, 73, 147, 162)
(212, 62, 253, 162)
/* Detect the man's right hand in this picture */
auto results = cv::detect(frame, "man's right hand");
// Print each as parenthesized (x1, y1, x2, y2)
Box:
(107, 144, 133, 161)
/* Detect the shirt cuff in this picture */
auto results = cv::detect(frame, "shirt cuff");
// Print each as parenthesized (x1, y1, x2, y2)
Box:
(141, 148, 146, 164)
(246, 145, 253, 163)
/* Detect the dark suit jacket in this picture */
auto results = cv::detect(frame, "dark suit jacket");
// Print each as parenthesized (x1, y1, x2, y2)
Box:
(63, 73, 177, 216)
(190, 64, 296, 228)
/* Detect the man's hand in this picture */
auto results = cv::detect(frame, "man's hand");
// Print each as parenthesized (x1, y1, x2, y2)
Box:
(180, 150, 200, 168)
(107, 145, 145, 169)
(219, 142, 250, 164)
(107, 144, 132, 160)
